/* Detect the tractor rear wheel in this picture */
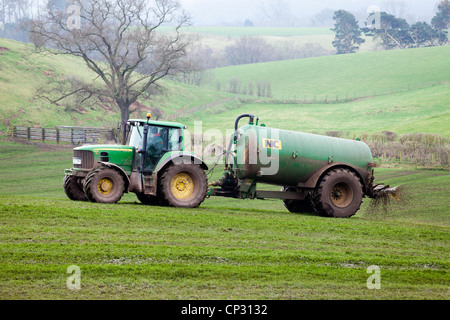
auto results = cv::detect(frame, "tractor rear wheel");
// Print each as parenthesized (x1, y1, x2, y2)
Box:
(83, 167, 125, 203)
(63, 175, 88, 201)
(311, 168, 363, 218)
(282, 186, 315, 214)
(159, 163, 207, 208)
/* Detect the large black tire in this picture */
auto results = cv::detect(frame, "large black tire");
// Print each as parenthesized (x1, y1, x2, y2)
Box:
(63, 175, 88, 201)
(311, 168, 363, 218)
(83, 167, 125, 203)
(136, 193, 160, 206)
(282, 186, 315, 214)
(159, 163, 207, 208)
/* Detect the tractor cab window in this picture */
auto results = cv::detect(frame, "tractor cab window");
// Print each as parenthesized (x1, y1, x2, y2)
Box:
(127, 123, 182, 153)
(127, 122, 182, 171)
(168, 128, 182, 151)
(127, 122, 144, 150)
(146, 126, 165, 156)
(145, 126, 182, 171)
(146, 126, 182, 152)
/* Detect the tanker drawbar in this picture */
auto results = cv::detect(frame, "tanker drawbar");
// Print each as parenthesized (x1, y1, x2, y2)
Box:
(208, 114, 399, 218)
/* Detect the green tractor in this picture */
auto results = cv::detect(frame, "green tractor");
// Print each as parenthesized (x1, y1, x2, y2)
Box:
(64, 114, 208, 207)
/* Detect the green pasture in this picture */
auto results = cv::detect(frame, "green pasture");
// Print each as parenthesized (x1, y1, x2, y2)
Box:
(180, 84, 449, 138)
(0, 38, 233, 131)
(210, 46, 450, 100)
(1, 38, 449, 141)
(0, 139, 448, 299)
(181, 27, 334, 37)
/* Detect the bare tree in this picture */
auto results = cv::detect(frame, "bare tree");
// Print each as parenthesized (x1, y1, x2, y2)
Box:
(258, 0, 295, 27)
(172, 43, 214, 86)
(25, 0, 192, 143)
(313, 8, 335, 27)
(224, 36, 275, 65)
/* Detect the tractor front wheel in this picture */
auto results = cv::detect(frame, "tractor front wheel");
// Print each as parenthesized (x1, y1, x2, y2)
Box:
(63, 175, 88, 201)
(83, 167, 125, 203)
(159, 163, 207, 208)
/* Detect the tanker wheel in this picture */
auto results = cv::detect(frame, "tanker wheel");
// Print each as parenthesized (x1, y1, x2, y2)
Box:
(83, 167, 125, 203)
(282, 186, 315, 214)
(311, 168, 363, 218)
(159, 163, 207, 208)
(63, 175, 88, 201)
(136, 193, 159, 206)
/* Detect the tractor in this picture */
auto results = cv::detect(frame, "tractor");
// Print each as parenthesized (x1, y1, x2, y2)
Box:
(64, 114, 208, 208)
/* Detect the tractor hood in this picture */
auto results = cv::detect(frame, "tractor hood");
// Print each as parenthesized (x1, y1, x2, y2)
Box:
(74, 144, 134, 153)
(73, 144, 135, 174)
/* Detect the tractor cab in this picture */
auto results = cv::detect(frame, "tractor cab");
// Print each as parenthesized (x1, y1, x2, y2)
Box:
(126, 115, 185, 173)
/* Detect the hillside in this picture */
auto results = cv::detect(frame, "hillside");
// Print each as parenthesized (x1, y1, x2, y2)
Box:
(1, 38, 449, 139)
(190, 46, 450, 137)
(0, 38, 234, 132)
(210, 45, 450, 100)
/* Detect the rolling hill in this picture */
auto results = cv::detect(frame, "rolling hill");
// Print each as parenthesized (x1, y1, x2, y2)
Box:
(209, 45, 450, 100)
(0, 38, 235, 132)
(1, 37, 449, 138)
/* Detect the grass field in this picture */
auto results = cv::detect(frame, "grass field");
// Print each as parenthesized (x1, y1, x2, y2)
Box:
(1, 35, 449, 300)
(210, 46, 450, 100)
(181, 27, 334, 37)
(167, 26, 338, 53)
(186, 84, 450, 137)
(183, 46, 450, 137)
(0, 138, 448, 300)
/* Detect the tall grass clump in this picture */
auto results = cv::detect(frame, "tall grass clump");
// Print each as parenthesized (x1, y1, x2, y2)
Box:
(366, 132, 449, 167)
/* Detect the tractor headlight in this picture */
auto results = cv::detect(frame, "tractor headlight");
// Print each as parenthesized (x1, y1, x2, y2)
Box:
(73, 157, 82, 165)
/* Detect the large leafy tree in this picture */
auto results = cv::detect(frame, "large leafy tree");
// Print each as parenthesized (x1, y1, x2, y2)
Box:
(431, 0, 449, 45)
(331, 10, 365, 54)
(26, 0, 192, 144)
(410, 22, 438, 47)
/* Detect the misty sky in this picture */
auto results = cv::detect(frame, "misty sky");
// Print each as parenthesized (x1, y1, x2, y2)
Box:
(179, 0, 440, 26)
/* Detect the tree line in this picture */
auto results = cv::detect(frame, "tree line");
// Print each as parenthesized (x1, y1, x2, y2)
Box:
(215, 78, 273, 98)
(331, 0, 449, 54)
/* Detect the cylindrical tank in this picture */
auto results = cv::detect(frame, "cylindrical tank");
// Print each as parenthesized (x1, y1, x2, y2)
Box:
(233, 124, 373, 187)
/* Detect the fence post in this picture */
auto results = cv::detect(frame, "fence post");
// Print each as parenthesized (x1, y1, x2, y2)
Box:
(42, 128, 45, 142)
(27, 127, 30, 141)
(56, 128, 60, 144)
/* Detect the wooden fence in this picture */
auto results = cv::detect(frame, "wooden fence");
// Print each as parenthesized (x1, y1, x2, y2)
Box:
(13, 126, 115, 145)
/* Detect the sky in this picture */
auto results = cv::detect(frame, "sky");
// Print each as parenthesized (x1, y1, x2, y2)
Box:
(178, 0, 440, 26)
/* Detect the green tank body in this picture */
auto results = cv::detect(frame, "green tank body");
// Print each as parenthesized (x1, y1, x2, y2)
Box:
(234, 124, 373, 188)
